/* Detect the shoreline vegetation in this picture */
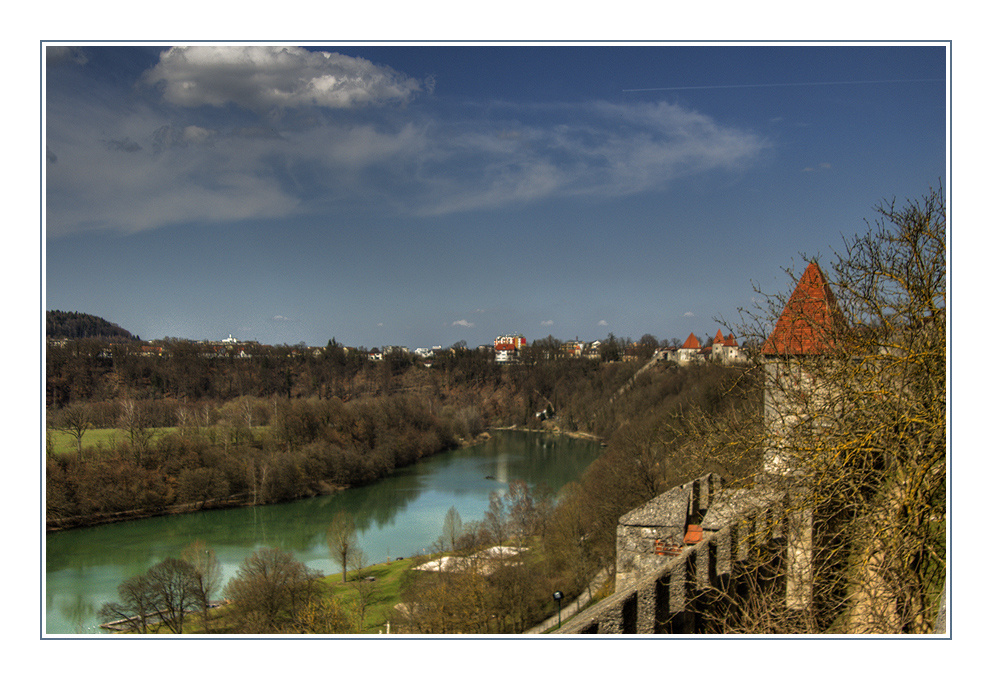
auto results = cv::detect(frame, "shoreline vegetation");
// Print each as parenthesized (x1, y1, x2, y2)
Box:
(45, 428, 498, 532)
(46, 427, 604, 532)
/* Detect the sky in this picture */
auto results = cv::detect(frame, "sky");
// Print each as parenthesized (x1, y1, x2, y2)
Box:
(43, 43, 947, 350)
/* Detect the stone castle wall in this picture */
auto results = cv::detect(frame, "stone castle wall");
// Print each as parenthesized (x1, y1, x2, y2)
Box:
(559, 478, 790, 634)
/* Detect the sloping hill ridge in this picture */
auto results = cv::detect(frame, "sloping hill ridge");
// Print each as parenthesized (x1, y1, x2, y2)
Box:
(47, 310, 135, 340)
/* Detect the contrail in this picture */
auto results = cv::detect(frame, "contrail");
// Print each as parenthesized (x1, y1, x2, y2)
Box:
(622, 78, 943, 93)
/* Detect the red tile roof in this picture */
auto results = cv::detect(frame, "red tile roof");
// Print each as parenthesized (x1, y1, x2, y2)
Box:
(682, 332, 701, 349)
(713, 329, 725, 344)
(762, 262, 845, 355)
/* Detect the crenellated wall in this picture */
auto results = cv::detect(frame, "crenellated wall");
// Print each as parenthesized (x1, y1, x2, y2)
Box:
(559, 477, 797, 634)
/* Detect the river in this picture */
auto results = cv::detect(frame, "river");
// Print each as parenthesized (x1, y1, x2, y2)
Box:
(44, 430, 602, 634)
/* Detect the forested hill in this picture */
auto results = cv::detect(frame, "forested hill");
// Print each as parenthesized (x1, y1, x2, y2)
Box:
(47, 310, 136, 341)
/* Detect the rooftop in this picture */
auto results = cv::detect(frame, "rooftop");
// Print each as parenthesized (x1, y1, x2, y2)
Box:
(762, 262, 846, 356)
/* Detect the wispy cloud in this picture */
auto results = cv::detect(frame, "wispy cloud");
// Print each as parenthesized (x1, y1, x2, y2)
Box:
(46, 48, 770, 237)
(452, 319, 475, 328)
(540, 320, 554, 326)
(683, 311, 695, 317)
(597, 320, 608, 326)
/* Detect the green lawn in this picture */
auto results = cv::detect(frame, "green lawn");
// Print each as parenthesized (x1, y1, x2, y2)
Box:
(46, 427, 153, 456)
(177, 557, 417, 635)
(46, 426, 275, 457)
(324, 558, 416, 633)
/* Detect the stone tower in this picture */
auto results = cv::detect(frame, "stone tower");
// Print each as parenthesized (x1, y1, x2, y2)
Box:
(761, 261, 846, 476)
(760, 261, 846, 608)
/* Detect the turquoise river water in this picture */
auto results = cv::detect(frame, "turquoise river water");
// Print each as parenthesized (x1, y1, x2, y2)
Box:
(44, 430, 602, 634)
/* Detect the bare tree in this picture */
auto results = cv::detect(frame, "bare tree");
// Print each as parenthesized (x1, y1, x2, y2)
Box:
(703, 184, 946, 634)
(506, 480, 535, 545)
(53, 404, 91, 462)
(440, 506, 463, 553)
(327, 511, 360, 583)
(118, 397, 153, 464)
(349, 550, 378, 631)
(483, 491, 509, 548)
(182, 540, 222, 631)
(145, 557, 200, 634)
(223, 548, 325, 633)
(99, 573, 156, 634)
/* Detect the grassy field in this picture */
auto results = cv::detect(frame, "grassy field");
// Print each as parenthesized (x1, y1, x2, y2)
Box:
(173, 557, 418, 635)
(324, 558, 416, 633)
(46, 427, 179, 456)
(46, 426, 278, 457)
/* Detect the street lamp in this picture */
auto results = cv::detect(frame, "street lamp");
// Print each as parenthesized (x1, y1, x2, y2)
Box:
(553, 590, 564, 630)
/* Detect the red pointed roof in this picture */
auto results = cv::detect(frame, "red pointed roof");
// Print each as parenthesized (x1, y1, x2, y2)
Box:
(682, 332, 701, 349)
(724, 333, 738, 347)
(713, 329, 725, 344)
(762, 262, 845, 355)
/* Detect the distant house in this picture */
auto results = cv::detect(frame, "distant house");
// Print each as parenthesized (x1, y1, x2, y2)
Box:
(584, 340, 602, 360)
(494, 334, 526, 363)
(654, 345, 679, 362)
(677, 333, 704, 364)
(711, 329, 746, 364)
(137, 345, 165, 357)
(676, 330, 748, 365)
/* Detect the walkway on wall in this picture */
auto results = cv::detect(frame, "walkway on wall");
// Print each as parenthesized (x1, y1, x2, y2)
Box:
(524, 568, 611, 634)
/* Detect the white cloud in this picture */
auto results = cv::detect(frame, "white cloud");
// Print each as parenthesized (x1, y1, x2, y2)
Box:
(598, 320, 608, 326)
(413, 100, 768, 216)
(452, 319, 475, 328)
(683, 312, 695, 317)
(143, 46, 422, 111)
(541, 320, 554, 326)
(46, 51, 770, 237)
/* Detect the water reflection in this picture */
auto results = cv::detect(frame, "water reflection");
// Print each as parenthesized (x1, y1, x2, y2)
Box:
(45, 430, 601, 634)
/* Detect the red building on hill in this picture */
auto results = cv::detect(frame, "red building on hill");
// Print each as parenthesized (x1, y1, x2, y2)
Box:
(494, 335, 527, 363)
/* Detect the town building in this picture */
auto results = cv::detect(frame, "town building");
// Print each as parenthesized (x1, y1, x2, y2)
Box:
(564, 340, 585, 358)
(494, 334, 527, 363)
(672, 329, 748, 365)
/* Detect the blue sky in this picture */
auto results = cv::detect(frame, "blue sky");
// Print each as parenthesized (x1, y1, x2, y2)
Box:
(44, 43, 946, 349)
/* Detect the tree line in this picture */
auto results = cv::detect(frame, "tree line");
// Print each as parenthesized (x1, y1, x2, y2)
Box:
(47, 310, 136, 341)
(47, 393, 469, 527)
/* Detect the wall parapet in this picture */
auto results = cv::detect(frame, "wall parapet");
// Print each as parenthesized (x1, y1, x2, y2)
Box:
(559, 478, 789, 634)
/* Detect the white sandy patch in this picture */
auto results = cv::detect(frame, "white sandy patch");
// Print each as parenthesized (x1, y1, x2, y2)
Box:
(414, 546, 527, 573)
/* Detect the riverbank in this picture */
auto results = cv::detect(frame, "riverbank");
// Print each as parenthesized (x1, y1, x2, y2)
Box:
(490, 423, 604, 443)
(45, 430, 505, 533)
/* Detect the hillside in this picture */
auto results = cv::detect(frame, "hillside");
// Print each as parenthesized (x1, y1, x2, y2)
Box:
(47, 310, 135, 341)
